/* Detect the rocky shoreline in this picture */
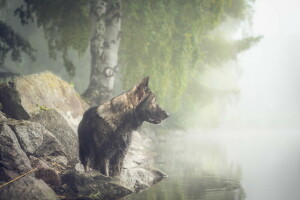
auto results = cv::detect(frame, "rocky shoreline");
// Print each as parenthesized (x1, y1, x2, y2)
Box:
(0, 72, 166, 199)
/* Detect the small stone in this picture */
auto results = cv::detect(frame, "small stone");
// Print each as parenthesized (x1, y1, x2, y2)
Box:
(35, 167, 62, 188)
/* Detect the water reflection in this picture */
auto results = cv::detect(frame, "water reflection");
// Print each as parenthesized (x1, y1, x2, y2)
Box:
(126, 132, 245, 200)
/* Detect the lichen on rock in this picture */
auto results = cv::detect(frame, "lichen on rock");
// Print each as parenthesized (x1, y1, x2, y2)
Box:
(0, 71, 89, 130)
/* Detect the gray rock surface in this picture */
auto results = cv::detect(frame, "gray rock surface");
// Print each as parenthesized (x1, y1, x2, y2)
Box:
(0, 71, 89, 130)
(61, 169, 133, 199)
(0, 81, 29, 120)
(0, 110, 6, 119)
(35, 167, 62, 188)
(0, 123, 32, 181)
(30, 109, 78, 158)
(0, 176, 58, 200)
(6, 119, 65, 158)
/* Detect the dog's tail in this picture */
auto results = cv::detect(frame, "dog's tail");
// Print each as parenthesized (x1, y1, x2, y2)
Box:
(79, 143, 88, 172)
(78, 123, 88, 172)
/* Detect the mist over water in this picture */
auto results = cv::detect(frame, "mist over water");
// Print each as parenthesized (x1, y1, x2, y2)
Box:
(218, 1, 300, 199)
(129, 1, 300, 200)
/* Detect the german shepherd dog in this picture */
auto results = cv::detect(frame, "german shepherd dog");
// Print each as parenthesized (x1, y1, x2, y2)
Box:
(78, 77, 169, 176)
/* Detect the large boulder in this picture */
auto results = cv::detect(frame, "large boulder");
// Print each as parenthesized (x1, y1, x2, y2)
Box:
(2, 118, 65, 158)
(0, 123, 32, 182)
(0, 71, 89, 130)
(0, 120, 58, 200)
(0, 176, 58, 200)
(61, 170, 133, 199)
(30, 109, 78, 158)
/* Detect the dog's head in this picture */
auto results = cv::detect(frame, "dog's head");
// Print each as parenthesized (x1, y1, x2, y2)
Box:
(130, 77, 169, 124)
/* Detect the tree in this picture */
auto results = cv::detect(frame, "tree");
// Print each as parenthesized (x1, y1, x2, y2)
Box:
(0, 21, 35, 66)
(0, 0, 35, 66)
(15, 0, 121, 106)
(82, 0, 121, 105)
(120, 0, 260, 128)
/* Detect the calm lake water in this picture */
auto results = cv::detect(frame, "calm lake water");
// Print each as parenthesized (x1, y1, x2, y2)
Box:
(126, 128, 300, 200)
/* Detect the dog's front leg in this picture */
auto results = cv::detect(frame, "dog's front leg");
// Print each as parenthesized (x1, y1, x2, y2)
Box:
(95, 156, 110, 176)
(104, 159, 110, 176)
(109, 150, 126, 176)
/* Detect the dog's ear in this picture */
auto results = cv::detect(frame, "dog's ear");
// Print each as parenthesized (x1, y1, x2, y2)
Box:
(137, 76, 149, 89)
(135, 76, 150, 101)
(137, 93, 154, 109)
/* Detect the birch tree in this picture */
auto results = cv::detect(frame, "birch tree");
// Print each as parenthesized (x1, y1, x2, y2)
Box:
(16, 0, 121, 106)
(82, 0, 121, 106)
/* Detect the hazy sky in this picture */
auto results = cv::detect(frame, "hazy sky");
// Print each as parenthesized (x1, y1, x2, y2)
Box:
(224, 0, 300, 129)
(218, 2, 300, 199)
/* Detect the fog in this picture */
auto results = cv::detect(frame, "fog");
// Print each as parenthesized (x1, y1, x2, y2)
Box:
(1, 1, 299, 199)
(225, 0, 300, 129)
(221, 1, 300, 199)
(203, 0, 300, 199)
(129, 1, 300, 200)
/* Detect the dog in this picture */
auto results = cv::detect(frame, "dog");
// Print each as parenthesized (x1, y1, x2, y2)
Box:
(78, 77, 169, 176)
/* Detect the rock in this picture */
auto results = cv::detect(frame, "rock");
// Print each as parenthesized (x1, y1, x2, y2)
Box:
(43, 155, 69, 173)
(6, 120, 66, 158)
(0, 81, 29, 120)
(30, 109, 78, 158)
(0, 124, 32, 182)
(151, 168, 168, 184)
(61, 169, 133, 199)
(0, 110, 6, 119)
(134, 180, 150, 192)
(29, 156, 64, 187)
(29, 156, 50, 169)
(0, 176, 58, 200)
(35, 167, 62, 188)
(0, 71, 89, 130)
(74, 163, 85, 172)
(67, 158, 80, 169)
(120, 167, 167, 192)
(117, 131, 167, 192)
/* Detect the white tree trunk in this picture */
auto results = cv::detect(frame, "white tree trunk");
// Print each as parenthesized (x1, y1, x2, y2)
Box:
(83, 0, 121, 106)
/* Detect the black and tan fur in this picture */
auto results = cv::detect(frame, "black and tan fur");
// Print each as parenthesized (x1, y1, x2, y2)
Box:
(78, 77, 168, 176)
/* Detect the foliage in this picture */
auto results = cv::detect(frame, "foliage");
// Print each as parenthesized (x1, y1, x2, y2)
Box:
(0, 0, 7, 9)
(15, 0, 91, 76)
(35, 103, 50, 111)
(0, 21, 35, 65)
(224, 0, 254, 19)
(201, 35, 262, 66)
(120, 0, 259, 128)
(88, 191, 101, 199)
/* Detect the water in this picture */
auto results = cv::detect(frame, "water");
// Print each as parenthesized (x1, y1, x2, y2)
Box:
(126, 128, 300, 200)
